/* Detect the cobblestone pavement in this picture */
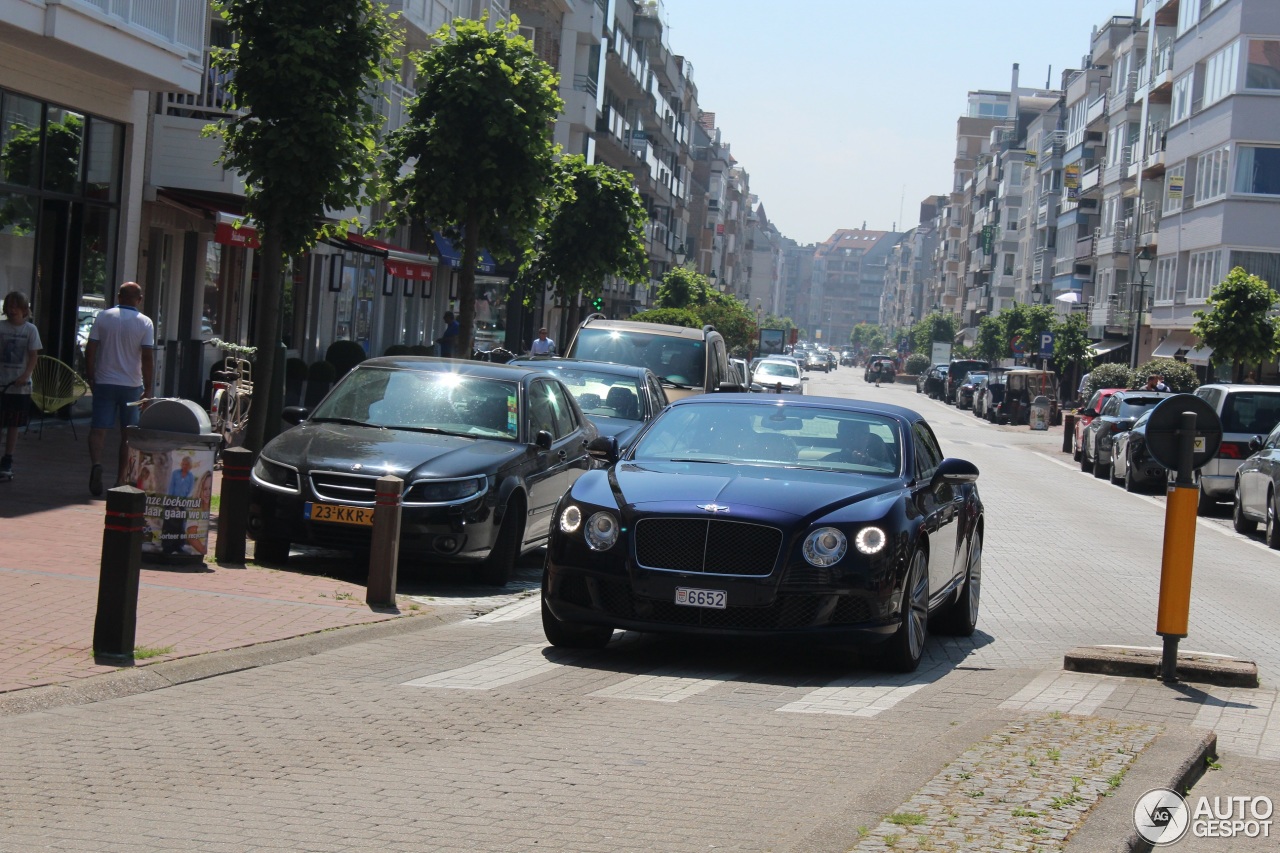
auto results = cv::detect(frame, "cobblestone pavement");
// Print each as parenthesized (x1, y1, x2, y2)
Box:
(3, 374, 1279, 851)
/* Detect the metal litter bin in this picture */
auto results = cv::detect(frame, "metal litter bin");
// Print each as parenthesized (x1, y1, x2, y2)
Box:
(1029, 395, 1051, 431)
(125, 398, 221, 564)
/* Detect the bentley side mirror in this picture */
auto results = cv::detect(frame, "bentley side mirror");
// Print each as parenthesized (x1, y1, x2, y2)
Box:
(282, 406, 309, 426)
(587, 435, 619, 465)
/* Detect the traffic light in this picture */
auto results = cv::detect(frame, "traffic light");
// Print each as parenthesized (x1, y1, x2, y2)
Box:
(591, 295, 604, 312)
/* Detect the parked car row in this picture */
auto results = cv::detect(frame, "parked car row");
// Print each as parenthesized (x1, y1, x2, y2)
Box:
(248, 318, 986, 672)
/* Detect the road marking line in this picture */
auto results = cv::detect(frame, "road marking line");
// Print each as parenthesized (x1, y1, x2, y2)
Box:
(470, 595, 541, 623)
(999, 670, 1117, 715)
(777, 663, 948, 717)
(402, 643, 559, 689)
(591, 666, 743, 703)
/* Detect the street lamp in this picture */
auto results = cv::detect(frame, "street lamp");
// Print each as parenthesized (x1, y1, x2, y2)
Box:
(1031, 283, 1043, 304)
(674, 247, 686, 267)
(1130, 246, 1155, 368)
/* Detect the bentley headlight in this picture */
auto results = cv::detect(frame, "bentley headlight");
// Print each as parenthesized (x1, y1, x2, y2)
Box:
(559, 504, 582, 534)
(584, 512, 619, 551)
(404, 476, 486, 504)
(252, 455, 299, 494)
(855, 526, 888, 555)
(803, 527, 847, 566)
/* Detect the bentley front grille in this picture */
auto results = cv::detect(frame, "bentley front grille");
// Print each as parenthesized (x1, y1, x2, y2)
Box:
(634, 518, 781, 576)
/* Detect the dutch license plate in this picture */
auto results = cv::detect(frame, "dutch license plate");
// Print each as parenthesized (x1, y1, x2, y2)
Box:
(305, 502, 374, 526)
(675, 587, 727, 609)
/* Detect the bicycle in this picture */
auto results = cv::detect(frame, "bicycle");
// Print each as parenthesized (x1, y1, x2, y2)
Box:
(210, 354, 253, 455)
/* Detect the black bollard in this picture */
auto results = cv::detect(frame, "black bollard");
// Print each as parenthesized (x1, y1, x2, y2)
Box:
(93, 486, 146, 662)
(215, 447, 253, 564)
(1062, 413, 1076, 454)
(367, 475, 403, 609)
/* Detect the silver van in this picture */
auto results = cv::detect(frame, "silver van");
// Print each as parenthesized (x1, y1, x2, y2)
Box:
(1193, 384, 1280, 513)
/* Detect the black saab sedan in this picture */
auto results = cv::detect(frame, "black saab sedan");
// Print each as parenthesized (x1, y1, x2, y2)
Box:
(1080, 390, 1173, 479)
(248, 358, 596, 585)
(542, 395, 984, 672)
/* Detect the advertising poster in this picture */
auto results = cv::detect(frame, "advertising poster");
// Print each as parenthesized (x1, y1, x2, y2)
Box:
(759, 328, 785, 356)
(126, 446, 215, 561)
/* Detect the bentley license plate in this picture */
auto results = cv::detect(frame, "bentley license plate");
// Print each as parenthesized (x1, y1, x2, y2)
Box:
(305, 502, 374, 526)
(675, 587, 726, 609)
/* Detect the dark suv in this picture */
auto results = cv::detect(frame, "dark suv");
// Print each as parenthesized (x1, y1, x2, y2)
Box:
(945, 360, 990, 403)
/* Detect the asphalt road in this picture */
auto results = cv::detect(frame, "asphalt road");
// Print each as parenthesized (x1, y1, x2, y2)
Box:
(2, 368, 1277, 852)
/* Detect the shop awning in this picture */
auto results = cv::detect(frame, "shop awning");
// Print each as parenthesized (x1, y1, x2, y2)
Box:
(339, 232, 437, 281)
(1150, 330, 1213, 364)
(1088, 340, 1129, 357)
(1184, 342, 1214, 366)
(214, 211, 260, 249)
(432, 230, 497, 273)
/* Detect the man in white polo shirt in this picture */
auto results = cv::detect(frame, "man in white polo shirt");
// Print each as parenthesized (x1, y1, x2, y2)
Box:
(85, 282, 154, 496)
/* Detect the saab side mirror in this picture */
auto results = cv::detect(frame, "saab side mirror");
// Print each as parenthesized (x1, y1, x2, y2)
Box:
(535, 430, 554, 451)
(282, 406, 309, 426)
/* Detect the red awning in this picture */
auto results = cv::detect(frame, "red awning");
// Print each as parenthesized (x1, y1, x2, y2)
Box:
(344, 232, 436, 281)
(214, 212, 260, 249)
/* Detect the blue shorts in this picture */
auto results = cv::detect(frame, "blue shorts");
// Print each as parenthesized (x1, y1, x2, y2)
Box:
(91, 384, 143, 429)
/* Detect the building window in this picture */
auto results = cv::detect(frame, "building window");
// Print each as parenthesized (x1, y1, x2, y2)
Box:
(1186, 249, 1222, 302)
(1194, 145, 1231, 204)
(1201, 40, 1240, 109)
(1163, 164, 1186, 214)
(1171, 72, 1193, 124)
(1246, 40, 1280, 89)
(1234, 146, 1280, 195)
(1229, 250, 1280, 286)
(1154, 256, 1178, 304)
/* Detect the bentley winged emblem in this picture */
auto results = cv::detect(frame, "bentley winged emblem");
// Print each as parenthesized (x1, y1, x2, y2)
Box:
(697, 503, 730, 514)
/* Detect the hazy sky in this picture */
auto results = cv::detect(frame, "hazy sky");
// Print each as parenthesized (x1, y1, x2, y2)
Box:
(662, 0, 1137, 244)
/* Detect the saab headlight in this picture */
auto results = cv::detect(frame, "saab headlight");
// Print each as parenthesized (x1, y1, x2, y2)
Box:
(584, 511, 619, 551)
(803, 527, 847, 566)
(559, 504, 583, 534)
(404, 476, 486, 505)
(855, 526, 888, 555)
(252, 455, 300, 494)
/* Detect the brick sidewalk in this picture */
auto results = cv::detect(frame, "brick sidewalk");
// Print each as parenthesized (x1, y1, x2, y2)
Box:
(0, 417, 406, 694)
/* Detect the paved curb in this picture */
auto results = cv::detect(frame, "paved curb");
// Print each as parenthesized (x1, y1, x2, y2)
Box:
(1065, 646, 1260, 688)
(1063, 726, 1218, 853)
(0, 606, 467, 718)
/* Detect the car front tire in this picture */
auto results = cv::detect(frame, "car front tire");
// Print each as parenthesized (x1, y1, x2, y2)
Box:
(1197, 485, 1216, 516)
(882, 548, 929, 672)
(541, 582, 612, 649)
(1267, 491, 1280, 550)
(1234, 486, 1258, 534)
(480, 499, 524, 586)
(253, 535, 291, 564)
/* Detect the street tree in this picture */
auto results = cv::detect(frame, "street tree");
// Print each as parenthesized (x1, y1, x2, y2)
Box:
(1051, 311, 1093, 398)
(211, 0, 400, 451)
(384, 16, 562, 358)
(654, 266, 710, 310)
(975, 314, 1005, 365)
(523, 155, 648, 329)
(1192, 266, 1280, 382)
(642, 267, 755, 353)
(849, 323, 888, 354)
(911, 311, 955, 356)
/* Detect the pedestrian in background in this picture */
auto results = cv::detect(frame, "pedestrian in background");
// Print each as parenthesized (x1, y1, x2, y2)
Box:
(435, 311, 460, 358)
(86, 282, 154, 496)
(530, 327, 556, 356)
(0, 291, 41, 482)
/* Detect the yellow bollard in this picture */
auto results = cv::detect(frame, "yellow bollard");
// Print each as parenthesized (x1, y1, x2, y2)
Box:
(1156, 484, 1198, 638)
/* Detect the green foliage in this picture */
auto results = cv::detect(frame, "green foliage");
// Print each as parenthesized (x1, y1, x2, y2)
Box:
(849, 323, 888, 353)
(905, 353, 931, 375)
(525, 155, 648, 306)
(325, 340, 367, 377)
(211, 0, 401, 257)
(383, 15, 562, 358)
(1, 114, 83, 231)
(1135, 358, 1199, 392)
(1052, 312, 1093, 397)
(911, 312, 955, 353)
(1192, 266, 1280, 382)
(631, 308, 703, 328)
(700, 293, 756, 353)
(1084, 363, 1133, 401)
(655, 266, 711, 310)
(975, 314, 1005, 365)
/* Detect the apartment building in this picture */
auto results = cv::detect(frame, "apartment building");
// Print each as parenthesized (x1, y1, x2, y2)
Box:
(0, 0, 206, 376)
(811, 228, 901, 348)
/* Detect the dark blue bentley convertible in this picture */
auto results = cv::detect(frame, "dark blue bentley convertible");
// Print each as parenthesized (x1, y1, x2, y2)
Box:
(541, 394, 984, 671)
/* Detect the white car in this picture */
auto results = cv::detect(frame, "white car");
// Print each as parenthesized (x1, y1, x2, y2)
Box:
(751, 358, 808, 394)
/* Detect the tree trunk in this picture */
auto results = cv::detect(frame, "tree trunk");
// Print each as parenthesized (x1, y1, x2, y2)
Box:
(457, 212, 478, 359)
(243, 222, 285, 453)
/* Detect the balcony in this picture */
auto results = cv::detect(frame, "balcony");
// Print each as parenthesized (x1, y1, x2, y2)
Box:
(1103, 146, 1134, 185)
(0, 0, 207, 91)
(1085, 93, 1107, 128)
(1076, 233, 1095, 258)
(1148, 38, 1174, 99)
(1142, 118, 1168, 178)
